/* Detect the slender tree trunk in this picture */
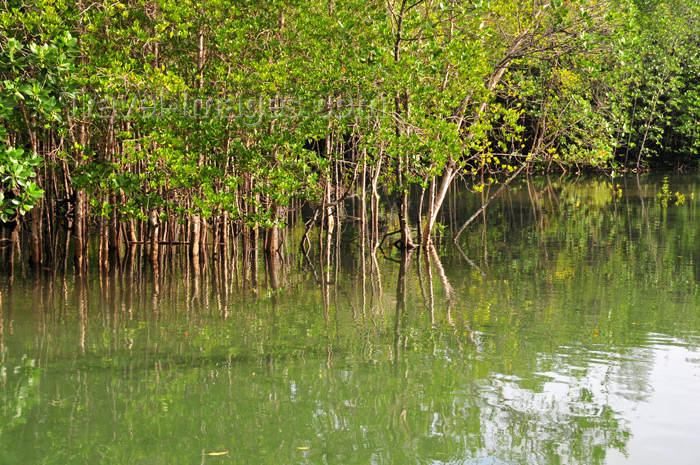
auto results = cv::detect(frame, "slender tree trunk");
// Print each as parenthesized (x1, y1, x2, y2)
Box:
(190, 214, 200, 265)
(29, 204, 43, 267)
(360, 155, 367, 248)
(398, 184, 416, 248)
(199, 216, 208, 266)
(325, 175, 335, 244)
(393, 0, 416, 250)
(422, 162, 457, 247)
(9, 221, 21, 283)
(251, 225, 259, 288)
(108, 192, 120, 259)
(98, 206, 108, 269)
(74, 188, 88, 275)
(149, 209, 159, 265)
(222, 211, 229, 260)
(371, 156, 382, 248)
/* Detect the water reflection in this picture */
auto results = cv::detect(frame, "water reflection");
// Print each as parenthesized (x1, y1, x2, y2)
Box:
(606, 338, 700, 465)
(0, 174, 699, 464)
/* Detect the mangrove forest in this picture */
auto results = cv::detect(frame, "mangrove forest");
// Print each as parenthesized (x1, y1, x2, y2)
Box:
(1, 0, 700, 271)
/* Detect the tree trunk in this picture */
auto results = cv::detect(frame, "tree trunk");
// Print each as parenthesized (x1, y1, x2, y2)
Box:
(422, 162, 457, 247)
(29, 203, 43, 267)
(108, 193, 120, 256)
(398, 186, 416, 249)
(190, 214, 200, 264)
(74, 188, 88, 274)
(149, 209, 159, 264)
(265, 204, 281, 254)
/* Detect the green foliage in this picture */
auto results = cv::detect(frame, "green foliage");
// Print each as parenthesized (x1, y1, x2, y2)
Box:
(0, 25, 78, 222)
(612, 0, 700, 167)
(2, 0, 700, 234)
(0, 147, 44, 222)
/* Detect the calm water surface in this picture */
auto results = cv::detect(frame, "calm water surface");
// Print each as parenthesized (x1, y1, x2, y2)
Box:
(1, 174, 699, 464)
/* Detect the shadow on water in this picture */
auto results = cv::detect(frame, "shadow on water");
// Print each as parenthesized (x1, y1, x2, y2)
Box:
(1, 173, 699, 464)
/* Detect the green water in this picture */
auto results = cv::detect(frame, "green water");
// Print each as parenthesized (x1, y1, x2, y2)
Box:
(1, 174, 699, 465)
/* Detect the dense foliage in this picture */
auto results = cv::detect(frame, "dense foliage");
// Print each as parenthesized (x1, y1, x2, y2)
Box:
(1, 0, 699, 265)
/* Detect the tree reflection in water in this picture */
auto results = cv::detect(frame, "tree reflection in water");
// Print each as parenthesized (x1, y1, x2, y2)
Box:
(1, 174, 699, 464)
